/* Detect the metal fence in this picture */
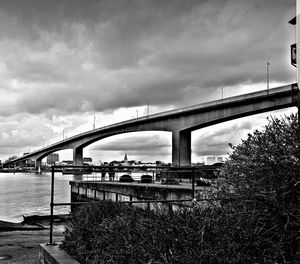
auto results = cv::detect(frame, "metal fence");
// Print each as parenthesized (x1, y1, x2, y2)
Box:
(48, 164, 221, 244)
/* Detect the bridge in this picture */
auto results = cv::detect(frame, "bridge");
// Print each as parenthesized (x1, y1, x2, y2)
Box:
(6, 83, 299, 168)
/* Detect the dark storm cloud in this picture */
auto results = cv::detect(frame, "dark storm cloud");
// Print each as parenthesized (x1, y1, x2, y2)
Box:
(6, 60, 67, 82)
(0, 0, 295, 116)
(0, 0, 199, 56)
(0, 0, 297, 161)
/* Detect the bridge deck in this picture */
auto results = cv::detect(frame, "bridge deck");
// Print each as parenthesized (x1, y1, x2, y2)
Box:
(7, 83, 298, 165)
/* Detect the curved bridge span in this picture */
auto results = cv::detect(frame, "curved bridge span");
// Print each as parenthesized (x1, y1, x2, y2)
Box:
(7, 84, 299, 167)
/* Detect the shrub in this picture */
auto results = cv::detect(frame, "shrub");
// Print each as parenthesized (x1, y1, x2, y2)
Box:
(218, 114, 300, 262)
(62, 114, 300, 263)
(119, 174, 134, 182)
(62, 199, 298, 263)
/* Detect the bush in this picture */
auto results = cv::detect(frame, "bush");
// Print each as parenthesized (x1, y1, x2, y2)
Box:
(221, 114, 300, 197)
(62, 199, 298, 264)
(141, 175, 152, 183)
(62, 114, 300, 263)
(119, 174, 134, 182)
(218, 114, 300, 262)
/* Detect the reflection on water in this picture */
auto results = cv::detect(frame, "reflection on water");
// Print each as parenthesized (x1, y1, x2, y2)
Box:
(0, 172, 74, 222)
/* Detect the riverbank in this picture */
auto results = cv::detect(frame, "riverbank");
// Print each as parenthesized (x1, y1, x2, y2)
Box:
(0, 214, 71, 232)
(0, 215, 70, 263)
(0, 226, 65, 264)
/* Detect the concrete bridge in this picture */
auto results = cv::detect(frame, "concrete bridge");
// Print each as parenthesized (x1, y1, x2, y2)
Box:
(6, 84, 299, 168)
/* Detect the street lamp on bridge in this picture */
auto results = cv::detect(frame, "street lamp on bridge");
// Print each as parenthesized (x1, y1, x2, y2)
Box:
(266, 60, 270, 92)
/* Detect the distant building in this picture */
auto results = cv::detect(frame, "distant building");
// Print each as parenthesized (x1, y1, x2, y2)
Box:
(109, 154, 137, 166)
(83, 157, 93, 165)
(201, 156, 226, 165)
(62, 160, 73, 165)
(47, 153, 59, 165)
(193, 162, 205, 166)
(119, 153, 129, 166)
(216, 156, 223, 163)
(206, 156, 216, 165)
(83, 157, 92, 162)
(123, 153, 128, 163)
(26, 159, 35, 166)
(6, 155, 18, 162)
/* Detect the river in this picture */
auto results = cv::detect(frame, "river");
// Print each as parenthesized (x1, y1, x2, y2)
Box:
(0, 172, 76, 222)
(0, 169, 158, 222)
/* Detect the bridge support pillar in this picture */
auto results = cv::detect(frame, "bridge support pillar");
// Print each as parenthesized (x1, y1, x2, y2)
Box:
(172, 130, 191, 166)
(73, 147, 83, 166)
(35, 159, 42, 172)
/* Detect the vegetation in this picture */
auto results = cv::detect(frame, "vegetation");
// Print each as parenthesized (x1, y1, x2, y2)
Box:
(62, 114, 300, 263)
(221, 114, 300, 197)
(218, 114, 300, 263)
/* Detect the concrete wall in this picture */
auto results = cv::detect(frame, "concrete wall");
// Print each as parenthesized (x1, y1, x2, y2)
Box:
(69, 181, 210, 211)
(39, 244, 79, 264)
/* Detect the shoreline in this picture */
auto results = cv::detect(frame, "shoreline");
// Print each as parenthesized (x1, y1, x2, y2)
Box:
(0, 214, 71, 232)
(0, 226, 65, 264)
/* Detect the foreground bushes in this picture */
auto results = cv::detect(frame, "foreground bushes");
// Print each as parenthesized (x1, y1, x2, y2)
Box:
(62, 200, 298, 264)
(62, 115, 299, 263)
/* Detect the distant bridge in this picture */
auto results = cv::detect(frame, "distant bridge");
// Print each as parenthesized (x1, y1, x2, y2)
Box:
(6, 83, 299, 168)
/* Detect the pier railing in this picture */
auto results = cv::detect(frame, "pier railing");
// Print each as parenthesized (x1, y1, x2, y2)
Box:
(49, 164, 222, 244)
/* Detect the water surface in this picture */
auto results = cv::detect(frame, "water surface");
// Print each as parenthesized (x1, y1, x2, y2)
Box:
(0, 172, 74, 222)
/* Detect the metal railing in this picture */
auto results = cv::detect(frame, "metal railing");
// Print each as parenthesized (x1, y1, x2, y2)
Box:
(49, 164, 220, 244)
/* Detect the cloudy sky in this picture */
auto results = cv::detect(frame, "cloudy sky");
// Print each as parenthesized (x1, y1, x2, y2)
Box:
(0, 0, 297, 163)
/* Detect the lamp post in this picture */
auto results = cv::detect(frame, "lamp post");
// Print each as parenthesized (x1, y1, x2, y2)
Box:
(267, 60, 270, 92)
(221, 86, 224, 99)
(147, 100, 150, 115)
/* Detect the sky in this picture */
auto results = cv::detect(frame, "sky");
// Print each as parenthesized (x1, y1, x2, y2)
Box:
(0, 0, 298, 163)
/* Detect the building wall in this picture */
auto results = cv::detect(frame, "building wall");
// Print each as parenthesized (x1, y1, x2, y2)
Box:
(69, 181, 211, 212)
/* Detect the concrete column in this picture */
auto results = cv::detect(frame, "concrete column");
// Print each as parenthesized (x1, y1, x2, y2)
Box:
(73, 147, 83, 166)
(172, 130, 191, 166)
(35, 159, 42, 172)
